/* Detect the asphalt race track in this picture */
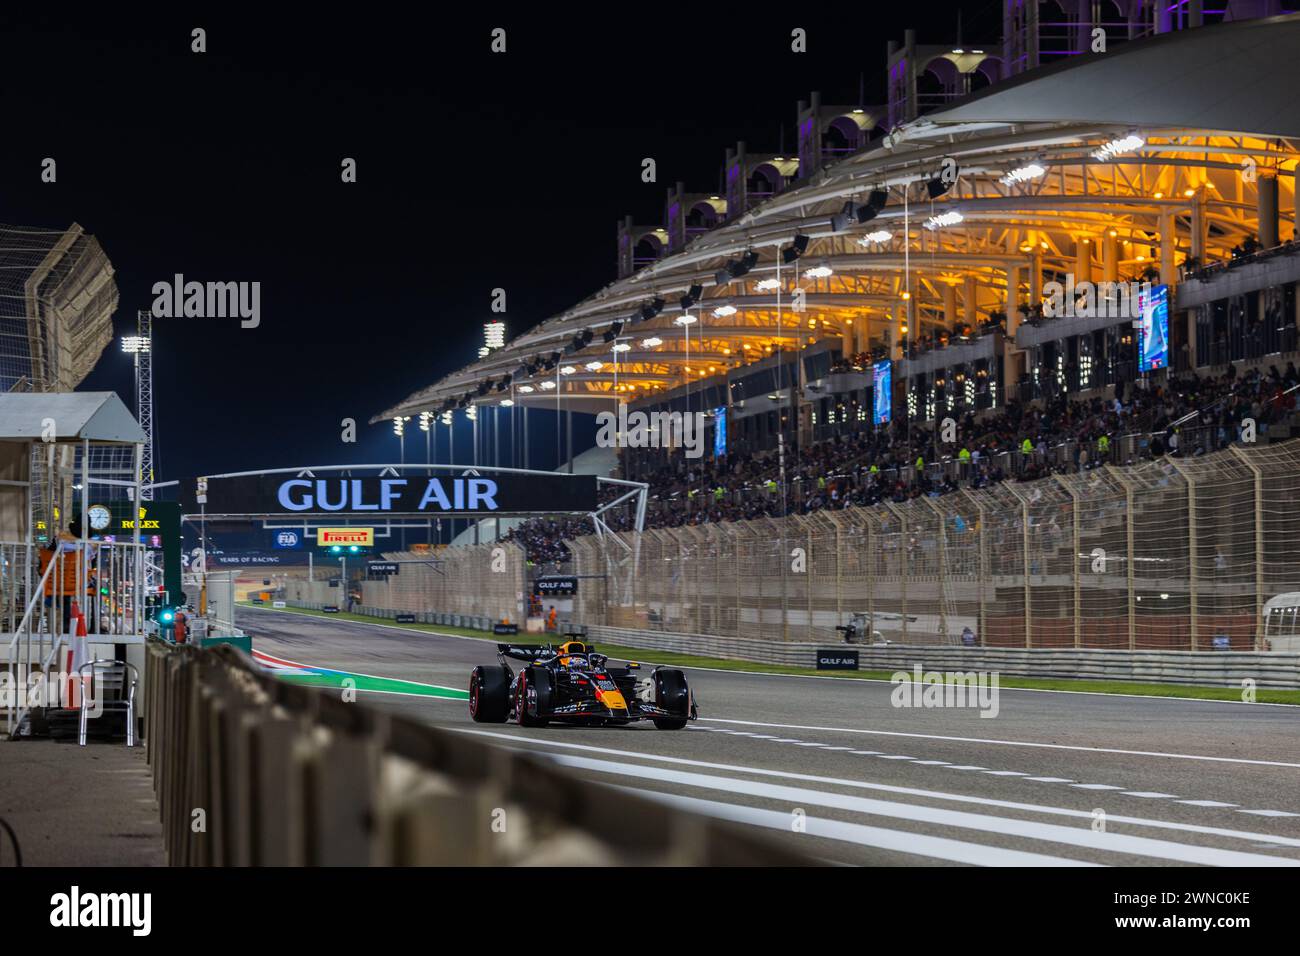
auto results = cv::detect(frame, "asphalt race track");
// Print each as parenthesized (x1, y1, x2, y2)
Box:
(237, 605, 1300, 866)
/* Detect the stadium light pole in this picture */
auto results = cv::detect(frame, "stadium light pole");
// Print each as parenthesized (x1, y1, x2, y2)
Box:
(121, 319, 155, 498)
(393, 415, 410, 548)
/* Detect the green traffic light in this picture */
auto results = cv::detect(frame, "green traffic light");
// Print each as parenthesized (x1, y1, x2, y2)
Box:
(348, 545, 360, 553)
(330, 545, 342, 554)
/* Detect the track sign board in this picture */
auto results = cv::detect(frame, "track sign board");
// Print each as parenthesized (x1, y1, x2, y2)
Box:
(816, 649, 859, 671)
(367, 561, 400, 578)
(536, 575, 578, 596)
(180, 474, 597, 516)
(319, 527, 374, 547)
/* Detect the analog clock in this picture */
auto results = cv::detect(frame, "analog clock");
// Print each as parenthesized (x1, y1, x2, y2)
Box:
(87, 504, 112, 532)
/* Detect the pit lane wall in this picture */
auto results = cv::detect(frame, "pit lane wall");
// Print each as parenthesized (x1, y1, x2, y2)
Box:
(143, 638, 806, 865)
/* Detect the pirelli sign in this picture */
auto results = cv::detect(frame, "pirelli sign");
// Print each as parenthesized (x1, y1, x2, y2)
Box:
(318, 527, 374, 547)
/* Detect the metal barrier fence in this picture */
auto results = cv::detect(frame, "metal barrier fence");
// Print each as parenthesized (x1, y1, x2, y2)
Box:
(568, 439, 1300, 650)
(278, 543, 525, 624)
(143, 639, 806, 865)
(358, 543, 526, 623)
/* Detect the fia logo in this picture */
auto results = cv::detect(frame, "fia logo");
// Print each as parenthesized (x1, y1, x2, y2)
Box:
(275, 530, 301, 549)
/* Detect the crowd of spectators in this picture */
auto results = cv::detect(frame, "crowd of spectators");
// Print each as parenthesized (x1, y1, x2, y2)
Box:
(502, 362, 1300, 563)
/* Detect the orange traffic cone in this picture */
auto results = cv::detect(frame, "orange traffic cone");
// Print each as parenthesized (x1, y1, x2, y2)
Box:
(64, 601, 88, 710)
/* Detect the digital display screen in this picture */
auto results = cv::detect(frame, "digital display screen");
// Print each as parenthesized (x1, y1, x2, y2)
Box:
(872, 360, 892, 425)
(713, 406, 727, 457)
(1138, 283, 1168, 373)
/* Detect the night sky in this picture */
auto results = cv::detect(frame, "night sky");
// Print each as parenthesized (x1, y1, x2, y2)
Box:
(0, 4, 995, 481)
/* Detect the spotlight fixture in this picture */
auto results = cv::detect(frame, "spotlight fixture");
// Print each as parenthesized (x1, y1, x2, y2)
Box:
(830, 200, 857, 233)
(781, 233, 810, 264)
(715, 268, 731, 286)
(855, 204, 878, 225)
(926, 172, 955, 199)
(729, 250, 758, 277)
(867, 189, 889, 211)
(679, 284, 704, 311)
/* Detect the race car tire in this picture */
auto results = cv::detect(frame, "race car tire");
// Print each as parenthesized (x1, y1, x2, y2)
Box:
(652, 668, 690, 729)
(469, 665, 510, 723)
(515, 667, 551, 727)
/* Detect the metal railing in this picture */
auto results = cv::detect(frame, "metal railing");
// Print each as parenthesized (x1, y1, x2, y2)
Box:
(143, 638, 807, 865)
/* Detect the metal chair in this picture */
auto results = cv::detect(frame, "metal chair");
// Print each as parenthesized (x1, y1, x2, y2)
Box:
(77, 659, 139, 747)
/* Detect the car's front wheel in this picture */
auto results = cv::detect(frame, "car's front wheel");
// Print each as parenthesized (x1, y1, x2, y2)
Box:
(652, 668, 691, 730)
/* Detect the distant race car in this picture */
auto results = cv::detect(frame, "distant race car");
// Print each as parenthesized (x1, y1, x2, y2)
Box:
(469, 640, 698, 729)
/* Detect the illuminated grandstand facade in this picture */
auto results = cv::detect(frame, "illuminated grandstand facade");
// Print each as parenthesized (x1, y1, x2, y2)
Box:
(379, 6, 1300, 479)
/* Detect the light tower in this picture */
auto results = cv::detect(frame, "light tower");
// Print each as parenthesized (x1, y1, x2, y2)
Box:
(121, 310, 155, 498)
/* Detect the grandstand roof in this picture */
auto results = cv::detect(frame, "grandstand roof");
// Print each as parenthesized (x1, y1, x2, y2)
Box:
(373, 14, 1300, 425)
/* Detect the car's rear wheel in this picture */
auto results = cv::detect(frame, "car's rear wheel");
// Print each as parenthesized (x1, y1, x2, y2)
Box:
(469, 665, 509, 723)
(515, 667, 551, 727)
(653, 668, 690, 730)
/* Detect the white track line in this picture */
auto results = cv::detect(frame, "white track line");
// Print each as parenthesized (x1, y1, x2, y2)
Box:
(611, 787, 1097, 866)
(455, 728, 1300, 849)
(698, 716, 1300, 769)
(558, 754, 1299, 866)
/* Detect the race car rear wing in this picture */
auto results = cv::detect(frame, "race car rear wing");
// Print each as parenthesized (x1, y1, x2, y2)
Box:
(497, 643, 558, 662)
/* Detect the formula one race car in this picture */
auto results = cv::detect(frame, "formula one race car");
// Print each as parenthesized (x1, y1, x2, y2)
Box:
(469, 640, 698, 729)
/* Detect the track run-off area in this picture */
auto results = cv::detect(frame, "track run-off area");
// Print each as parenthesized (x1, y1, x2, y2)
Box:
(236, 604, 1300, 867)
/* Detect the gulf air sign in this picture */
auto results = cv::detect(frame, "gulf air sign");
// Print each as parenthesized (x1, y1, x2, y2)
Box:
(181, 474, 597, 517)
(318, 527, 375, 547)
